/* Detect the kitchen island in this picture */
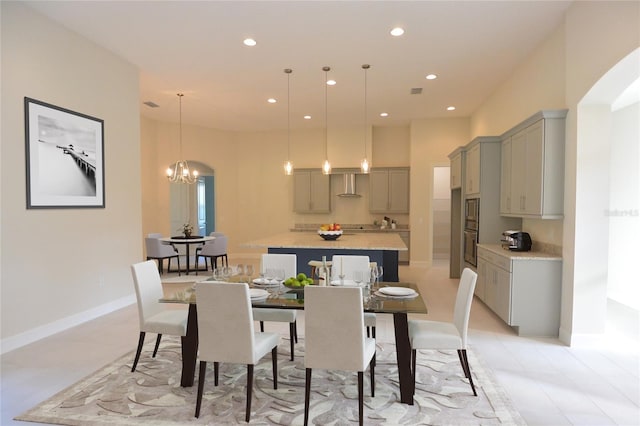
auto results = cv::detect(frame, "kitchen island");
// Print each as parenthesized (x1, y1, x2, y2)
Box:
(243, 231, 408, 281)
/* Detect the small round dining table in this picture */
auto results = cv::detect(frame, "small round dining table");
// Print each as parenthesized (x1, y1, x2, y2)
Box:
(160, 236, 214, 275)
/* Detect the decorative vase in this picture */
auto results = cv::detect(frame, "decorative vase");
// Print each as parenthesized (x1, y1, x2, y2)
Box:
(183, 230, 191, 238)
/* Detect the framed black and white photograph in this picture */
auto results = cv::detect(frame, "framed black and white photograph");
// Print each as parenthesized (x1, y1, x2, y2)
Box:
(24, 97, 105, 209)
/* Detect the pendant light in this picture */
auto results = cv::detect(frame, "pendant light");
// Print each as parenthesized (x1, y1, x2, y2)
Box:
(283, 68, 293, 175)
(166, 93, 198, 184)
(361, 64, 371, 174)
(322, 66, 331, 175)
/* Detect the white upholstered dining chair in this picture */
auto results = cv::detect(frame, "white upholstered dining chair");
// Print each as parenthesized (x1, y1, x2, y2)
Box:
(130, 260, 188, 372)
(303, 285, 376, 426)
(253, 253, 298, 360)
(145, 234, 180, 275)
(408, 267, 478, 396)
(194, 281, 279, 422)
(331, 255, 377, 338)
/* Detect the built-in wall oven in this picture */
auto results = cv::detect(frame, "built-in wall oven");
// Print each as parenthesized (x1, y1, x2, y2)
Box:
(463, 198, 479, 266)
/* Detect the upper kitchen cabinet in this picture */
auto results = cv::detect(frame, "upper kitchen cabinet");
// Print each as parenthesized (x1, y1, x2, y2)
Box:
(500, 110, 567, 219)
(462, 136, 503, 199)
(293, 169, 331, 213)
(449, 148, 463, 189)
(369, 168, 410, 213)
(464, 144, 481, 196)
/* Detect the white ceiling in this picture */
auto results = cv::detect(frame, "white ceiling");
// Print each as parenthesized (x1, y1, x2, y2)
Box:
(25, 1, 572, 132)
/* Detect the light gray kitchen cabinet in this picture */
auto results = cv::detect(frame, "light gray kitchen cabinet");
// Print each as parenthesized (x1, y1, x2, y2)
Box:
(464, 144, 481, 196)
(293, 169, 330, 213)
(450, 150, 463, 189)
(500, 137, 512, 215)
(500, 110, 567, 218)
(477, 245, 562, 336)
(369, 168, 410, 213)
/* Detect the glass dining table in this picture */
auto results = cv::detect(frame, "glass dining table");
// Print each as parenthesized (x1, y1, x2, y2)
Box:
(160, 280, 427, 405)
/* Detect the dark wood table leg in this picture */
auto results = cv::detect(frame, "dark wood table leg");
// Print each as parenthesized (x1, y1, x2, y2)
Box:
(184, 243, 192, 275)
(180, 303, 199, 387)
(393, 312, 414, 404)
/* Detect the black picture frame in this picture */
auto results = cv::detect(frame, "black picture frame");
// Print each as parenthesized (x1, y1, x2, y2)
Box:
(24, 97, 105, 209)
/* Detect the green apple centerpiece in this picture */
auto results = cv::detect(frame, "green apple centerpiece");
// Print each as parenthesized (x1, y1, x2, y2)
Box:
(284, 273, 314, 288)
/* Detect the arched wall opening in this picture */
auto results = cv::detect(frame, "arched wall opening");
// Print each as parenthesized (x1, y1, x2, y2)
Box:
(573, 48, 639, 342)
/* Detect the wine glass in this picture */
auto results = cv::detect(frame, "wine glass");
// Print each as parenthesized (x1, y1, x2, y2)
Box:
(265, 268, 276, 284)
(353, 271, 364, 287)
(236, 264, 245, 281)
(245, 264, 254, 281)
(370, 266, 379, 287)
(274, 268, 286, 295)
(222, 266, 232, 281)
(211, 268, 222, 281)
(377, 265, 384, 283)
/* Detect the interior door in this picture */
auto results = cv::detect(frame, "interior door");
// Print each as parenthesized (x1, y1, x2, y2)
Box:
(197, 178, 206, 236)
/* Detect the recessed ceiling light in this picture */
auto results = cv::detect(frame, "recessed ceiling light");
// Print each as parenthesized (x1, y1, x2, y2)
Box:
(447, 106, 456, 111)
(267, 98, 277, 104)
(243, 38, 257, 47)
(380, 112, 389, 117)
(326, 79, 336, 86)
(426, 74, 437, 80)
(390, 27, 405, 37)
(304, 115, 311, 120)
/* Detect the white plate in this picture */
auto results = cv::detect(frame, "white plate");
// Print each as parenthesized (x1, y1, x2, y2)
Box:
(252, 278, 280, 286)
(250, 289, 269, 299)
(379, 287, 417, 297)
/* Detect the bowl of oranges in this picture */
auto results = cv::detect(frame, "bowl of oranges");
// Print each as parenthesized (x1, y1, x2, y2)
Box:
(318, 223, 343, 240)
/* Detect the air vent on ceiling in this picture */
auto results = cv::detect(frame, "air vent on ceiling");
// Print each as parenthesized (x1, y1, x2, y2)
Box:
(410, 88, 423, 95)
(143, 101, 159, 108)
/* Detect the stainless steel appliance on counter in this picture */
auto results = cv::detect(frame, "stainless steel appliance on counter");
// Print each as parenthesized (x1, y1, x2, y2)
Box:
(463, 198, 479, 266)
(501, 230, 532, 251)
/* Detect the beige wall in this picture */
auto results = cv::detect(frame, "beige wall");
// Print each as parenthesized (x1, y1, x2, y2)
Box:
(1, 3, 141, 347)
(471, 23, 567, 138)
(410, 118, 471, 267)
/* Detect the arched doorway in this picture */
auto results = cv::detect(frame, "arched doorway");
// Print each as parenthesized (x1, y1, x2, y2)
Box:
(574, 48, 639, 342)
(170, 160, 215, 237)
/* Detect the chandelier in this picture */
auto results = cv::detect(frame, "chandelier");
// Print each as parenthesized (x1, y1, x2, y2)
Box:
(166, 93, 198, 184)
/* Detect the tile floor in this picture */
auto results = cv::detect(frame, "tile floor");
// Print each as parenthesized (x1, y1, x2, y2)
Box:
(1, 260, 638, 425)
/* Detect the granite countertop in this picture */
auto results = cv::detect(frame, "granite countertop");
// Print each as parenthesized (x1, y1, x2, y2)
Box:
(478, 244, 562, 261)
(291, 224, 409, 233)
(242, 231, 408, 251)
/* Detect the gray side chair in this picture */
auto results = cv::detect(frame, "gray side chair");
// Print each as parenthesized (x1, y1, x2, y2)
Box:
(194, 281, 279, 422)
(145, 234, 180, 275)
(408, 267, 478, 396)
(195, 233, 228, 273)
(130, 260, 188, 372)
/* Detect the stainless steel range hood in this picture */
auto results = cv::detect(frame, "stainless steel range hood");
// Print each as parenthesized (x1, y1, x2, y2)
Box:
(337, 173, 361, 197)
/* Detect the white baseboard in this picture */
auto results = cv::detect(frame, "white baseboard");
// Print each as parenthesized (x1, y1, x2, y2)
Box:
(1, 294, 136, 355)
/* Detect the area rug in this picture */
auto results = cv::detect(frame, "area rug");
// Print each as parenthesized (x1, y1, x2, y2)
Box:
(16, 336, 525, 425)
